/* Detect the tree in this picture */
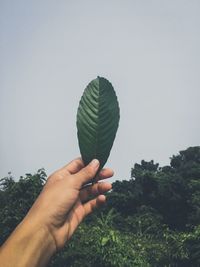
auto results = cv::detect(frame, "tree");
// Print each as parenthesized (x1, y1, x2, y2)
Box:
(0, 169, 46, 245)
(1, 147, 200, 266)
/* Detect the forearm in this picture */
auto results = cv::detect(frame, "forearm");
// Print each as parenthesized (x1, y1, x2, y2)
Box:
(0, 217, 56, 267)
(0, 159, 112, 267)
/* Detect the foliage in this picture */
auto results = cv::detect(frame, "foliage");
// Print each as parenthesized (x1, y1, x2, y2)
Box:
(0, 147, 200, 266)
(77, 76, 120, 170)
(0, 169, 46, 245)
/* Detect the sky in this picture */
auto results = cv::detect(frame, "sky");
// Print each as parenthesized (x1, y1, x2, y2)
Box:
(0, 0, 200, 182)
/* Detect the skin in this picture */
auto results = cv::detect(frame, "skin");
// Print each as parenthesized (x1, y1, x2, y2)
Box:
(0, 158, 113, 267)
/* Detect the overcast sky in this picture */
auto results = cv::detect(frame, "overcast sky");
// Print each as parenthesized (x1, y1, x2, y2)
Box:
(0, 0, 200, 182)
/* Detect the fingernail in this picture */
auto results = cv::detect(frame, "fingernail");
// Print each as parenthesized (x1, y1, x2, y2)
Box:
(90, 159, 99, 168)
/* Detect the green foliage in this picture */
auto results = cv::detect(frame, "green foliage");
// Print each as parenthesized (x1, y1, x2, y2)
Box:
(49, 211, 189, 267)
(110, 147, 200, 231)
(184, 225, 200, 265)
(0, 147, 200, 266)
(0, 169, 46, 245)
(50, 215, 151, 267)
(77, 76, 120, 170)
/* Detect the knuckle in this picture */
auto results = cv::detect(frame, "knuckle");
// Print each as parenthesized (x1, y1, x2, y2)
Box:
(83, 166, 94, 178)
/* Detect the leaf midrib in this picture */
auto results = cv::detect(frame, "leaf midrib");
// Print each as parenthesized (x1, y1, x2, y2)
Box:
(94, 78, 100, 160)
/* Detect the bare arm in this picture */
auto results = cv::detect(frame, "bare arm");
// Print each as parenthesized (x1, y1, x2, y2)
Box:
(0, 158, 113, 267)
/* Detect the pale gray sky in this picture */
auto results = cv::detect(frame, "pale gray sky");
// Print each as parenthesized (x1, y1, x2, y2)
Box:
(0, 0, 200, 182)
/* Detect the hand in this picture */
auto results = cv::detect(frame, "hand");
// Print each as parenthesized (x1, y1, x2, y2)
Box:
(25, 158, 113, 251)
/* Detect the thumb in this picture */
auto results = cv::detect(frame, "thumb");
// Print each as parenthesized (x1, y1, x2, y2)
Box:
(73, 159, 100, 186)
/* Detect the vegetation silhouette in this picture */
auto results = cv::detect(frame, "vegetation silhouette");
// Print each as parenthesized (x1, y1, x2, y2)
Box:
(0, 147, 200, 266)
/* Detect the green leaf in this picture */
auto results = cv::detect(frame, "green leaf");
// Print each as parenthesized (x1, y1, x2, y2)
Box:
(76, 76, 120, 170)
(101, 236, 109, 246)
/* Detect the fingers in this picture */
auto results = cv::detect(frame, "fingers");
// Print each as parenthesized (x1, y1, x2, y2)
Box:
(73, 159, 100, 185)
(66, 195, 107, 239)
(80, 182, 112, 202)
(97, 168, 114, 181)
(81, 167, 114, 186)
(60, 158, 84, 175)
(83, 195, 106, 217)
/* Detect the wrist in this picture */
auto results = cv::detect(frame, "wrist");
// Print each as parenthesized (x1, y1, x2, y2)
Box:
(22, 215, 57, 254)
(0, 216, 56, 267)
(24, 206, 60, 252)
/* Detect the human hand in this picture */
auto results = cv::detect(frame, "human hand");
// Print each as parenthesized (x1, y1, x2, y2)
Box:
(25, 158, 113, 251)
